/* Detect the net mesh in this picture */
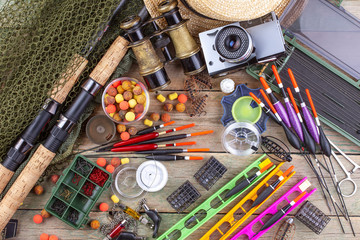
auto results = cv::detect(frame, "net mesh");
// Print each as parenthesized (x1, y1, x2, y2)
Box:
(0, 0, 144, 196)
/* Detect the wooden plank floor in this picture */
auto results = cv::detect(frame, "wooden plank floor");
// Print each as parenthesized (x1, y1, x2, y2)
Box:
(13, 0, 360, 239)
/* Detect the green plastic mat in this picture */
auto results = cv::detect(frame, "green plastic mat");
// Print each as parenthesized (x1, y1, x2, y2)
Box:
(157, 154, 274, 240)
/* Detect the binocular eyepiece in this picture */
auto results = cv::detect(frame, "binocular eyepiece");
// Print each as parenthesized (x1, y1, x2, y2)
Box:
(158, 0, 206, 75)
(120, 16, 171, 91)
(120, 0, 206, 91)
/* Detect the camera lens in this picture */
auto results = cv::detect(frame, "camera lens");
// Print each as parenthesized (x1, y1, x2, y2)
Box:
(215, 26, 253, 62)
(224, 35, 241, 52)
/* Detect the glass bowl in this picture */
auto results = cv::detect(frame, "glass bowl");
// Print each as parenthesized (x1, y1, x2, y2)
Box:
(102, 77, 150, 125)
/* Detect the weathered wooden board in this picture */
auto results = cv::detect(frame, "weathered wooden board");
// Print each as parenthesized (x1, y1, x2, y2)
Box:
(11, 0, 360, 239)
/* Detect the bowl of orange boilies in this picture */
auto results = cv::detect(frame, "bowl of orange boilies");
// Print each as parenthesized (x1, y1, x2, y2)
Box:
(102, 77, 149, 124)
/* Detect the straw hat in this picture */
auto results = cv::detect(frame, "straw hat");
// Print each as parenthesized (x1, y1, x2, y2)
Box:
(144, 0, 291, 36)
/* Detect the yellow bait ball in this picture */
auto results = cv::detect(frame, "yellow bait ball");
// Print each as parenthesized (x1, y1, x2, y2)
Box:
(125, 112, 135, 121)
(128, 99, 137, 108)
(111, 195, 120, 204)
(115, 94, 124, 103)
(144, 119, 153, 127)
(168, 92, 178, 100)
(156, 94, 166, 103)
(121, 158, 130, 164)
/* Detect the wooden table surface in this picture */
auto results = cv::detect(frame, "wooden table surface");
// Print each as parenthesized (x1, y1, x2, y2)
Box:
(12, 0, 360, 239)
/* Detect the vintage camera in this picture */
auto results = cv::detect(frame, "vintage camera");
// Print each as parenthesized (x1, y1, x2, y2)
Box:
(199, 12, 285, 77)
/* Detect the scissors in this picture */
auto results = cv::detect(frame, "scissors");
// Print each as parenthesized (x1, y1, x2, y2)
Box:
(329, 140, 360, 197)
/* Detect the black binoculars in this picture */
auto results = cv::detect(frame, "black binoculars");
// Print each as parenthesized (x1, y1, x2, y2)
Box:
(120, 0, 206, 91)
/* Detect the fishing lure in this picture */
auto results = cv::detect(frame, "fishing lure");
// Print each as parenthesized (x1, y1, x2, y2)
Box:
(189, 95, 208, 117)
(273, 218, 296, 240)
(192, 73, 213, 89)
(261, 136, 292, 162)
(295, 201, 330, 235)
(184, 77, 199, 101)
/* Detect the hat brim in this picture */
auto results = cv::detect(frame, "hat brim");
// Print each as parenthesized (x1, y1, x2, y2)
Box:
(144, 0, 290, 36)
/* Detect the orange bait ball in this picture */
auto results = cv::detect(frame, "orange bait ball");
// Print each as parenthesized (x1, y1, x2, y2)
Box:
(49, 235, 58, 240)
(106, 165, 115, 173)
(106, 104, 116, 114)
(112, 81, 121, 88)
(96, 157, 107, 167)
(119, 101, 129, 110)
(33, 214, 43, 224)
(178, 94, 188, 103)
(40, 233, 49, 240)
(90, 220, 101, 230)
(99, 202, 109, 212)
(111, 157, 121, 168)
(120, 131, 130, 141)
(34, 185, 44, 195)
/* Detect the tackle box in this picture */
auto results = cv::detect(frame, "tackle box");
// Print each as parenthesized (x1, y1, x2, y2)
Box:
(45, 154, 112, 229)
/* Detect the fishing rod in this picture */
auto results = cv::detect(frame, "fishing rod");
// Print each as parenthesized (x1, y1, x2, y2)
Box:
(0, 0, 128, 194)
(287, 86, 347, 218)
(136, 121, 175, 135)
(259, 76, 291, 128)
(137, 148, 209, 155)
(272, 65, 303, 141)
(97, 123, 196, 151)
(145, 155, 203, 161)
(109, 141, 196, 152)
(306, 89, 355, 236)
(0, 34, 129, 231)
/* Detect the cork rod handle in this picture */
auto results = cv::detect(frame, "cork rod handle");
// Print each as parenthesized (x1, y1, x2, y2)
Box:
(0, 166, 15, 194)
(0, 36, 129, 231)
(90, 36, 129, 86)
(0, 145, 56, 230)
(0, 55, 88, 194)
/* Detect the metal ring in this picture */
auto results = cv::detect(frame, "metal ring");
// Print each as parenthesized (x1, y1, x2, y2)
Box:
(338, 178, 357, 197)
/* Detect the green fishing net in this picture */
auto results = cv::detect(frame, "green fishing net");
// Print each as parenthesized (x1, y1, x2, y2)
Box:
(0, 0, 144, 197)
